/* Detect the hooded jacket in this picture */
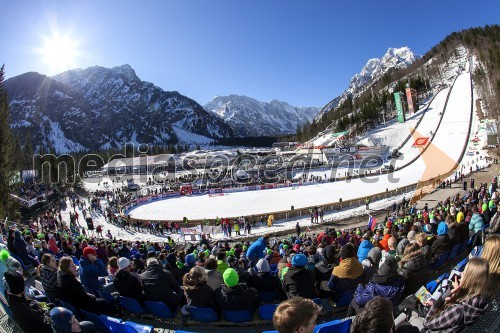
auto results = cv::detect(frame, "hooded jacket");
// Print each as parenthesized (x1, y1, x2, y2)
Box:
(56, 270, 96, 312)
(357, 240, 374, 262)
(314, 245, 336, 285)
(246, 237, 267, 261)
(423, 296, 488, 332)
(283, 266, 317, 299)
(469, 213, 484, 234)
(140, 263, 181, 311)
(355, 272, 405, 306)
(214, 284, 259, 311)
(39, 264, 58, 301)
(430, 234, 450, 264)
(113, 269, 143, 303)
(7, 293, 53, 333)
(398, 254, 431, 298)
(79, 256, 108, 295)
(12, 231, 32, 266)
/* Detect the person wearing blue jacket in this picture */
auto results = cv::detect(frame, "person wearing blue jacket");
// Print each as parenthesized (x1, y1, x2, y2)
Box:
(79, 247, 108, 295)
(469, 205, 484, 236)
(246, 235, 269, 266)
(357, 234, 374, 262)
(347, 256, 405, 316)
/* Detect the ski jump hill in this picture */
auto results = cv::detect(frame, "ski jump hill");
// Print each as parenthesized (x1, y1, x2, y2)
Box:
(124, 69, 475, 224)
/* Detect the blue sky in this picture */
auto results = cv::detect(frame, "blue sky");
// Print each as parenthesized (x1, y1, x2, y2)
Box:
(1, 1, 498, 108)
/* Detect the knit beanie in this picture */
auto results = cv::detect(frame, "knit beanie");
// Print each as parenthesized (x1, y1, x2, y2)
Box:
(407, 230, 417, 240)
(50, 307, 73, 333)
(82, 246, 96, 258)
(223, 268, 239, 287)
(291, 254, 307, 267)
(266, 249, 273, 255)
(4, 270, 24, 294)
(227, 256, 239, 268)
(377, 256, 398, 276)
(323, 245, 336, 262)
(185, 254, 196, 266)
(437, 222, 449, 236)
(0, 249, 10, 262)
(256, 258, 270, 273)
(117, 257, 130, 270)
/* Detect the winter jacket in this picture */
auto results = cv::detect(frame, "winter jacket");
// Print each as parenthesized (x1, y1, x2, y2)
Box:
(250, 272, 281, 293)
(423, 296, 488, 333)
(469, 213, 484, 234)
(355, 273, 405, 306)
(430, 235, 451, 264)
(246, 237, 267, 262)
(141, 263, 181, 312)
(113, 269, 143, 303)
(56, 270, 97, 313)
(399, 254, 431, 298)
(214, 284, 259, 311)
(332, 257, 364, 280)
(378, 234, 392, 252)
(357, 240, 374, 262)
(39, 264, 58, 301)
(12, 231, 32, 266)
(7, 293, 53, 333)
(185, 284, 218, 309)
(396, 238, 410, 256)
(206, 269, 224, 291)
(48, 237, 58, 254)
(79, 257, 108, 295)
(283, 266, 317, 299)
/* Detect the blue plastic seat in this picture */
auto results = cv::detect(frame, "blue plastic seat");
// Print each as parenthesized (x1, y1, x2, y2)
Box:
(429, 250, 450, 269)
(144, 301, 176, 319)
(104, 319, 138, 333)
(258, 303, 279, 321)
(259, 289, 280, 302)
(72, 256, 81, 267)
(99, 290, 115, 303)
(312, 298, 323, 306)
(223, 309, 253, 323)
(123, 321, 154, 333)
(426, 272, 448, 294)
(119, 296, 145, 315)
(314, 318, 352, 333)
(189, 306, 219, 322)
(335, 289, 355, 307)
(448, 243, 461, 260)
(458, 240, 468, 254)
(79, 309, 112, 333)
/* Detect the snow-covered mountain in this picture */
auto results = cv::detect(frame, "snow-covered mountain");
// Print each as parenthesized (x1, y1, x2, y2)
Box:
(322, 47, 417, 113)
(204, 95, 320, 137)
(5, 65, 233, 153)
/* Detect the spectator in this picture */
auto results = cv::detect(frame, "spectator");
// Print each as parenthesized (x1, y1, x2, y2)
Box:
(273, 297, 321, 333)
(378, 228, 392, 252)
(205, 257, 224, 290)
(246, 235, 269, 266)
(415, 233, 431, 264)
(214, 268, 259, 312)
(382, 236, 398, 258)
(481, 234, 500, 294)
(423, 257, 490, 332)
(249, 258, 281, 293)
(80, 246, 108, 295)
(165, 253, 183, 285)
(107, 256, 119, 275)
(182, 266, 218, 311)
(430, 222, 451, 265)
(48, 234, 59, 254)
(361, 247, 382, 284)
(13, 230, 37, 267)
(141, 258, 181, 312)
(469, 205, 484, 237)
(350, 297, 397, 333)
(4, 270, 53, 333)
(348, 256, 405, 316)
(398, 243, 430, 298)
(227, 255, 251, 285)
(357, 233, 374, 262)
(50, 306, 96, 333)
(216, 250, 229, 274)
(113, 257, 143, 303)
(38, 253, 58, 301)
(283, 253, 316, 299)
(328, 244, 364, 301)
(314, 245, 336, 296)
(56, 257, 108, 314)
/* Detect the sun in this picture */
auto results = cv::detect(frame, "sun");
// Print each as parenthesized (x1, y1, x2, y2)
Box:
(39, 32, 80, 75)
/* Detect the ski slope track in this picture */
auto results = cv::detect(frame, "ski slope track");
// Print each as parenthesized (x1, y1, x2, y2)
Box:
(128, 72, 473, 221)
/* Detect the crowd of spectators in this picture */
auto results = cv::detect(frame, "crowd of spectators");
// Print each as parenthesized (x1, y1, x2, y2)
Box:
(0, 178, 499, 332)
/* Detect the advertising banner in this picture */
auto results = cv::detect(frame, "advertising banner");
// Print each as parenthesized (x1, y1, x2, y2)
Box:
(394, 92, 405, 123)
(406, 87, 415, 115)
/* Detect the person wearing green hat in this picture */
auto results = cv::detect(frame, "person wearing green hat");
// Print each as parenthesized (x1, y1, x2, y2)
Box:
(214, 268, 259, 311)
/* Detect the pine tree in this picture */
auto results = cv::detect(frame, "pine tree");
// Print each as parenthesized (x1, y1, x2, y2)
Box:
(0, 65, 17, 217)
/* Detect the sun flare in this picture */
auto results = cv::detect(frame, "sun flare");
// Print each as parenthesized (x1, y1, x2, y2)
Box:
(39, 32, 80, 74)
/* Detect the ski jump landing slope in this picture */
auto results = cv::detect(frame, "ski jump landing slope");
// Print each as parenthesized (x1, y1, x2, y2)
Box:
(128, 73, 473, 221)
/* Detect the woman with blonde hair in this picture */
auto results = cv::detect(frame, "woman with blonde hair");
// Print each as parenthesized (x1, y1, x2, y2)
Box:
(481, 234, 500, 294)
(423, 257, 490, 332)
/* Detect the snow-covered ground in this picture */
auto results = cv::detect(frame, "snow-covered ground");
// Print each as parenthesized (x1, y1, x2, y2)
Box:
(78, 62, 490, 243)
